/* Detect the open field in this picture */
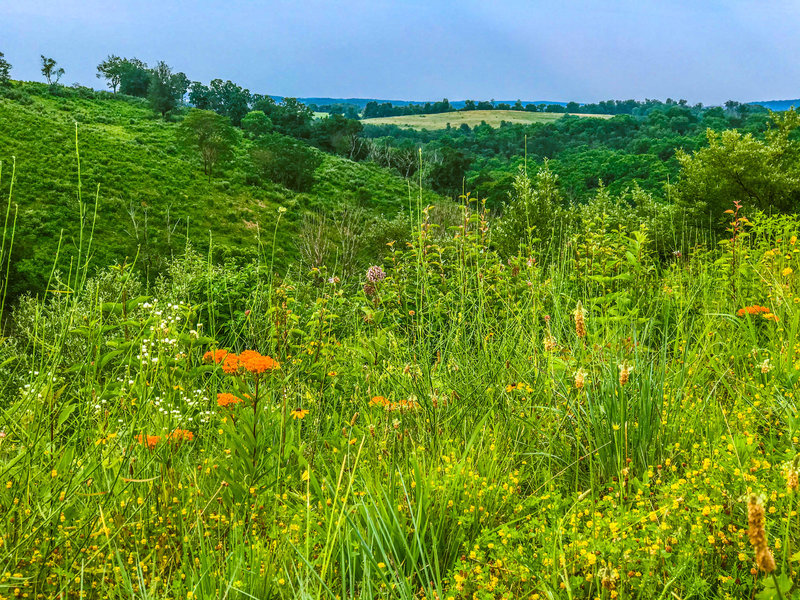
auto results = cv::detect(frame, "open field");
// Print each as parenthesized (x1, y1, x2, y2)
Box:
(362, 109, 613, 129)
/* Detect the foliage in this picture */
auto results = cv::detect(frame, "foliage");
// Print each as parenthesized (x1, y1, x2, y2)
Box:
(240, 110, 273, 139)
(676, 109, 800, 222)
(176, 109, 239, 178)
(39, 55, 64, 85)
(0, 52, 11, 86)
(250, 133, 323, 191)
(148, 61, 181, 118)
(117, 57, 150, 97)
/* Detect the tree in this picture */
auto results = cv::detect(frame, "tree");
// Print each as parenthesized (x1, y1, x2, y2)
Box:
(172, 72, 190, 104)
(208, 79, 252, 126)
(250, 134, 322, 191)
(40, 55, 64, 85)
(311, 114, 363, 158)
(676, 110, 800, 218)
(96, 54, 124, 93)
(177, 109, 239, 180)
(148, 61, 180, 118)
(0, 52, 11, 86)
(241, 110, 273, 139)
(118, 58, 150, 96)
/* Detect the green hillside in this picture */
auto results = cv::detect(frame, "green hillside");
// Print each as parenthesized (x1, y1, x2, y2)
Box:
(0, 84, 438, 296)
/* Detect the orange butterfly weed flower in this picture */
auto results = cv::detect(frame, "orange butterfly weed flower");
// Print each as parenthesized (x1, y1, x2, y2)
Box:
(169, 429, 194, 443)
(737, 305, 770, 317)
(221, 353, 240, 374)
(217, 393, 243, 408)
(369, 395, 387, 407)
(203, 349, 230, 364)
(136, 434, 161, 450)
(238, 350, 280, 375)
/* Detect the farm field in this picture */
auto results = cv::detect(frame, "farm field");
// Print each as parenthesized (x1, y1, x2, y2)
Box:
(361, 109, 612, 130)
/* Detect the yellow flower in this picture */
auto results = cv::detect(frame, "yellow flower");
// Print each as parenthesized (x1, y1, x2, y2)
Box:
(783, 267, 794, 276)
(291, 408, 309, 420)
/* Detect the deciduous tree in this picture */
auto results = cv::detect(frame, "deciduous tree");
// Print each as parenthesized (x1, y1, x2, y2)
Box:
(96, 54, 124, 93)
(40, 55, 64, 85)
(0, 52, 11, 86)
(177, 109, 239, 180)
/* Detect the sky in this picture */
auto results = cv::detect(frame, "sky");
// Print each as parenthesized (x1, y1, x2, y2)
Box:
(2, 0, 799, 105)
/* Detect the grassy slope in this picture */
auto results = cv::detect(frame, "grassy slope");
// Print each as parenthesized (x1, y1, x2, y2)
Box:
(0, 87, 439, 295)
(361, 109, 612, 130)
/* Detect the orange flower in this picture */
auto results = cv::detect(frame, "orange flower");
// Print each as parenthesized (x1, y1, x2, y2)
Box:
(221, 353, 240, 374)
(217, 393, 243, 408)
(369, 395, 387, 407)
(737, 305, 770, 317)
(238, 350, 280, 375)
(136, 434, 161, 450)
(169, 429, 194, 443)
(203, 349, 229, 364)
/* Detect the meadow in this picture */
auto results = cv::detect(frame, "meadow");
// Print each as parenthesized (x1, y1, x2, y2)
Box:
(2, 79, 800, 600)
(2, 138, 800, 600)
(361, 109, 611, 130)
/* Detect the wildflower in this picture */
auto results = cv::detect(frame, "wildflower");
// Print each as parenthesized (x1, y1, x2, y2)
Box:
(618, 362, 633, 386)
(784, 455, 800, 493)
(238, 350, 279, 375)
(783, 267, 794, 276)
(366, 265, 386, 283)
(169, 429, 194, 443)
(737, 305, 770, 317)
(747, 496, 776, 573)
(760, 359, 773, 374)
(217, 393, 243, 408)
(574, 301, 586, 338)
(369, 396, 387, 407)
(203, 349, 229, 364)
(221, 353, 240, 374)
(290, 408, 309, 420)
(574, 368, 587, 390)
(543, 335, 557, 352)
(136, 434, 161, 450)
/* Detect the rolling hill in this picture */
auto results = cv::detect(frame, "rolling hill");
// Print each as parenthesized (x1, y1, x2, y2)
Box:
(0, 84, 440, 296)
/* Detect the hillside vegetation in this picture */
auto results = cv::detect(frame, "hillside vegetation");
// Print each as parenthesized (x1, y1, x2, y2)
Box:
(361, 109, 611, 130)
(0, 84, 440, 296)
(5, 76, 800, 600)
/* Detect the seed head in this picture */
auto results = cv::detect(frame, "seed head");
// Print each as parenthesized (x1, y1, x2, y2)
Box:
(747, 495, 776, 573)
(574, 301, 587, 338)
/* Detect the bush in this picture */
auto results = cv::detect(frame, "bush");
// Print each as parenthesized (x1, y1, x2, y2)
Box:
(250, 133, 322, 192)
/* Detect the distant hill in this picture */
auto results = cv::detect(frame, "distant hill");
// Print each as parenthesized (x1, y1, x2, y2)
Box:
(748, 99, 800, 111)
(270, 96, 567, 109)
(362, 109, 611, 131)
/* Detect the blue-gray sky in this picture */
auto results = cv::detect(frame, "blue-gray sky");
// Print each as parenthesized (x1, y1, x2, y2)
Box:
(2, 0, 799, 104)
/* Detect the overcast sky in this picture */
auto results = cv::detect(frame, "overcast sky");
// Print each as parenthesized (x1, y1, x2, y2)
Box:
(2, 0, 798, 104)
